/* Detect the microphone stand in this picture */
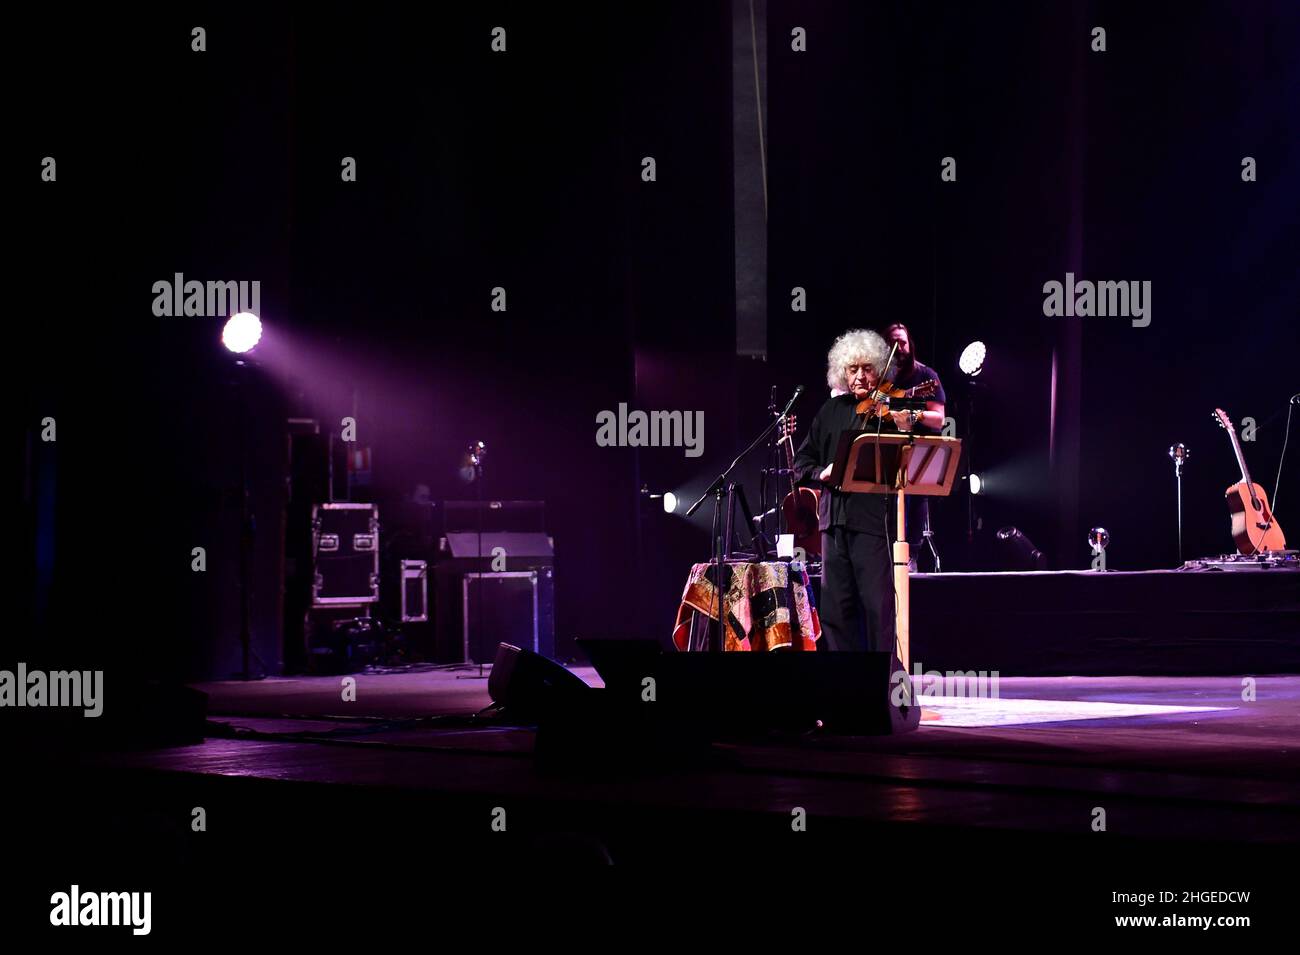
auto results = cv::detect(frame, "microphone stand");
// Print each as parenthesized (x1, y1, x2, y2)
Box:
(752, 386, 783, 559)
(1169, 443, 1188, 566)
(921, 502, 941, 573)
(458, 442, 489, 680)
(757, 387, 772, 545)
(233, 357, 263, 681)
(686, 387, 802, 652)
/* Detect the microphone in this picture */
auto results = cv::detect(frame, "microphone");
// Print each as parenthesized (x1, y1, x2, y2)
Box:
(1168, 443, 1189, 477)
(459, 441, 486, 483)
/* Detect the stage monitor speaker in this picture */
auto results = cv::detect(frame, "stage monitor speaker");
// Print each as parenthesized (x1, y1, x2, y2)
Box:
(488, 643, 590, 721)
(578, 639, 920, 736)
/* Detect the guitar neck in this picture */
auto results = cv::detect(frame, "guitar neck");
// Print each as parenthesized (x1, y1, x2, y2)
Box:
(1227, 428, 1253, 486)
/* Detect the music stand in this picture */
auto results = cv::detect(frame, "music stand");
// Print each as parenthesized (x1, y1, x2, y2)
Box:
(723, 482, 771, 561)
(829, 431, 963, 669)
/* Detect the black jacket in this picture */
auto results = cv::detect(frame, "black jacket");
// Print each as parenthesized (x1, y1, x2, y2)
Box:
(792, 393, 897, 536)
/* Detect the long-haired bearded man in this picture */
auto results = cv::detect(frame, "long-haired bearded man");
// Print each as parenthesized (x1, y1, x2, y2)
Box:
(792, 328, 919, 653)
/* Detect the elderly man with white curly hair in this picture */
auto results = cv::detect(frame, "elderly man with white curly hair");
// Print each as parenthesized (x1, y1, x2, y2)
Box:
(791, 328, 926, 653)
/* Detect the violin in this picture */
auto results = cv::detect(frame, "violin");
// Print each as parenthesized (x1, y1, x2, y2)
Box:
(854, 378, 939, 420)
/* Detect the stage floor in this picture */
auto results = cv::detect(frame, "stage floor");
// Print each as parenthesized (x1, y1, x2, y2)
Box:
(81, 668, 1299, 842)
(14, 661, 1295, 925)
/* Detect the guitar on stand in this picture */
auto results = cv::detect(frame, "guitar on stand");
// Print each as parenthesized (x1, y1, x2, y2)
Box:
(778, 414, 821, 558)
(1213, 408, 1286, 554)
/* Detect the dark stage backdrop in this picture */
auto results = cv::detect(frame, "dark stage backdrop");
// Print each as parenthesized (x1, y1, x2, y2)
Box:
(17, 3, 1299, 682)
(767, 0, 1299, 572)
(18, 4, 742, 680)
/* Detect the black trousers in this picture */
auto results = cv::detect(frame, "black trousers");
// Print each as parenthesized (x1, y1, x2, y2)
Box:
(820, 526, 896, 653)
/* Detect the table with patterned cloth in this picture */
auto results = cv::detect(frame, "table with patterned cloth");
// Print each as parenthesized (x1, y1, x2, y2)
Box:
(672, 560, 821, 652)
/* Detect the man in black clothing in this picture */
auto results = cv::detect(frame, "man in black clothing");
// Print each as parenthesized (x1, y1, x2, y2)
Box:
(884, 324, 947, 568)
(793, 328, 923, 653)
(884, 324, 947, 433)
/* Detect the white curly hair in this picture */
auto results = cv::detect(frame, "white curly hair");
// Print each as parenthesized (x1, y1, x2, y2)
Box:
(826, 328, 892, 393)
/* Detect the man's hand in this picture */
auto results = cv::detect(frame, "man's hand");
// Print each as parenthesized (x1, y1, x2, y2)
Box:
(818, 463, 834, 482)
(890, 410, 916, 431)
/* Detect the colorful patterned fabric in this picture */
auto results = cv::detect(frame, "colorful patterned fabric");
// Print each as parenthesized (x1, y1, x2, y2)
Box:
(673, 560, 821, 652)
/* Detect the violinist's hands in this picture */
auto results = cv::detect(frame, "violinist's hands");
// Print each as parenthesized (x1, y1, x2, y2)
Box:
(818, 463, 835, 483)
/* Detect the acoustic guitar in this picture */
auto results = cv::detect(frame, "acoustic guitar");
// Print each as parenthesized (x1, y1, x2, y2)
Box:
(1213, 407, 1286, 554)
(778, 414, 821, 558)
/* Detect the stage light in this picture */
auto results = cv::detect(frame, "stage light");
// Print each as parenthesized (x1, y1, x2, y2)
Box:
(969, 473, 983, 495)
(640, 485, 678, 514)
(222, 312, 262, 354)
(959, 341, 986, 377)
(996, 526, 1046, 570)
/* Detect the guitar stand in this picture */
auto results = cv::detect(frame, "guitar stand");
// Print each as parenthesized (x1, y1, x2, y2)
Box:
(920, 499, 941, 573)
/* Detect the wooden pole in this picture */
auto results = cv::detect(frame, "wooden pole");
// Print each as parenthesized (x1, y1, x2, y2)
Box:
(894, 488, 910, 669)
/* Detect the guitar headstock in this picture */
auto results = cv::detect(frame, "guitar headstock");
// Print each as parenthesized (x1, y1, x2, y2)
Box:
(779, 413, 798, 440)
(914, 379, 939, 398)
(1212, 408, 1235, 434)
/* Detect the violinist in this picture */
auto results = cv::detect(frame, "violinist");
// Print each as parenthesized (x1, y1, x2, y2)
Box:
(792, 328, 911, 653)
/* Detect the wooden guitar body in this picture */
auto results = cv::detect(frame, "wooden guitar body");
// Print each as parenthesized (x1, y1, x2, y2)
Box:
(781, 485, 821, 557)
(1214, 408, 1286, 555)
(1225, 481, 1286, 554)
(778, 413, 821, 558)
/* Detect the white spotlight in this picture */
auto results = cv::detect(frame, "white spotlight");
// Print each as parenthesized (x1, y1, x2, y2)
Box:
(959, 341, 986, 377)
(222, 312, 262, 354)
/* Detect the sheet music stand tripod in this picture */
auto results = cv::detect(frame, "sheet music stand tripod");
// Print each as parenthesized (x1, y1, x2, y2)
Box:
(829, 430, 963, 669)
